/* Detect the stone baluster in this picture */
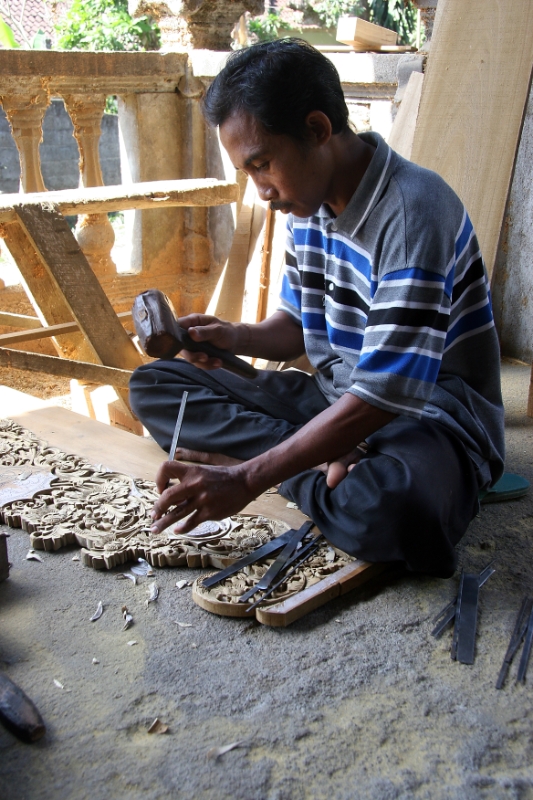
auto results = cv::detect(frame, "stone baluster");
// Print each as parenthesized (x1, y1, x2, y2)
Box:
(177, 68, 214, 314)
(0, 92, 49, 192)
(63, 94, 116, 279)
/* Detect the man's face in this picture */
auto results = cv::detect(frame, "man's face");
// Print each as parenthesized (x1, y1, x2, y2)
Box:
(219, 111, 331, 218)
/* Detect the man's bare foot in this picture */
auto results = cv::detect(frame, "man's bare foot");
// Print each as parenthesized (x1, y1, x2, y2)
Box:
(173, 447, 243, 467)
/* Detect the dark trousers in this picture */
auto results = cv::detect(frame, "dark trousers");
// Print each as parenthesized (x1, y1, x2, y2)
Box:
(130, 359, 480, 577)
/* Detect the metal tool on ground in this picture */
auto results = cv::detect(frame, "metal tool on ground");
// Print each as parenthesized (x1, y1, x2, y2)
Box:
(0, 672, 45, 743)
(451, 571, 480, 664)
(432, 561, 495, 638)
(517, 602, 533, 683)
(246, 533, 324, 614)
(496, 596, 533, 689)
(132, 289, 257, 379)
(239, 520, 314, 604)
(169, 391, 189, 462)
(201, 527, 298, 589)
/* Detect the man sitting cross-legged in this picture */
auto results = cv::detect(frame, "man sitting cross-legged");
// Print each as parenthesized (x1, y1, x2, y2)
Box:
(130, 39, 504, 578)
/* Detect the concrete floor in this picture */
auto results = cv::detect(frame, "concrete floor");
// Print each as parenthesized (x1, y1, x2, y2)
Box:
(1, 359, 533, 800)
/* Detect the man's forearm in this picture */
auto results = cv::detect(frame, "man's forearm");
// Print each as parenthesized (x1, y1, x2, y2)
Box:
(240, 392, 396, 496)
(233, 311, 305, 361)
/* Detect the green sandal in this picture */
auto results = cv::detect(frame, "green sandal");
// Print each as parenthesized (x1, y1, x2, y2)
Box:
(479, 472, 530, 504)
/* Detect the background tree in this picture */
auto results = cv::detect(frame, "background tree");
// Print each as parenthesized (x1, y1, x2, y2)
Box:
(55, 0, 160, 52)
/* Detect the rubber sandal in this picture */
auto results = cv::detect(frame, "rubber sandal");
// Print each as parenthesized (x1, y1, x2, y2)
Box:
(479, 472, 530, 504)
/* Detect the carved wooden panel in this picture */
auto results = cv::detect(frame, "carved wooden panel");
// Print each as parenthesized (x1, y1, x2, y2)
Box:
(0, 420, 286, 570)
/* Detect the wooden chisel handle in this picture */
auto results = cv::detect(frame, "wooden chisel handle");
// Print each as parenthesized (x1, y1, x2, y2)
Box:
(0, 672, 45, 743)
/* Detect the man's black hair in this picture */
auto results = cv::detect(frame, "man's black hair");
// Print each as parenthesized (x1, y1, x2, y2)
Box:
(203, 38, 349, 140)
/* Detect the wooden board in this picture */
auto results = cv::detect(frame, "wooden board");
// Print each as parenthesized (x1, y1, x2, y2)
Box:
(337, 17, 398, 48)
(410, 0, 533, 278)
(255, 561, 386, 627)
(214, 178, 255, 322)
(387, 71, 424, 160)
(0, 348, 132, 388)
(0, 179, 239, 225)
(6, 407, 308, 528)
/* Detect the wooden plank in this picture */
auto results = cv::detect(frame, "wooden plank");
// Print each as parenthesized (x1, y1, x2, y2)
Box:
(3, 221, 96, 362)
(0, 312, 41, 330)
(0, 311, 132, 346)
(14, 204, 141, 372)
(214, 178, 255, 322)
(337, 17, 397, 48)
(410, 0, 533, 279)
(6, 407, 312, 530)
(0, 180, 240, 224)
(387, 71, 424, 160)
(255, 206, 275, 323)
(0, 348, 132, 388)
(255, 561, 386, 627)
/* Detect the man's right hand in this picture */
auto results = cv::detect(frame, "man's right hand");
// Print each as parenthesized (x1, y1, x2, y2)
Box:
(178, 314, 248, 370)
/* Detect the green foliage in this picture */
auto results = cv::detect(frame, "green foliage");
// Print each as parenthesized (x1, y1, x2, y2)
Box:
(55, 0, 160, 52)
(313, 0, 417, 45)
(0, 16, 20, 48)
(248, 12, 291, 44)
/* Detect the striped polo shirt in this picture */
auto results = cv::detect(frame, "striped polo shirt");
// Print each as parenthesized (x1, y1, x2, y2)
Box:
(279, 132, 504, 486)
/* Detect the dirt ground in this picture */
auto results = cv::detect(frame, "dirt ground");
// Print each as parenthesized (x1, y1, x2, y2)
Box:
(1, 360, 533, 800)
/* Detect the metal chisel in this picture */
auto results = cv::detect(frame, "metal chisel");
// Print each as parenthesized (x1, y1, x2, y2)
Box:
(238, 520, 313, 603)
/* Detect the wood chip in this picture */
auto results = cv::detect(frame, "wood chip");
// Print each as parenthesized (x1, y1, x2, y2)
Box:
(286, 502, 298, 509)
(206, 741, 243, 760)
(90, 601, 103, 622)
(53, 679, 64, 689)
(174, 621, 192, 628)
(26, 549, 43, 562)
(92, 658, 100, 665)
(147, 718, 169, 734)
(127, 640, 137, 646)
(146, 582, 159, 604)
(122, 605, 133, 630)
(175, 580, 188, 589)
(72, 555, 80, 561)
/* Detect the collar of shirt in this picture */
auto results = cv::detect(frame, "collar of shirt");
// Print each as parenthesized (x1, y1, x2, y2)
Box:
(327, 131, 394, 238)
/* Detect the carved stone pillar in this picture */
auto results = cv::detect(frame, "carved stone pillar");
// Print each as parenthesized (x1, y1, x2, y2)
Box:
(0, 93, 49, 192)
(63, 94, 116, 279)
(129, 0, 263, 51)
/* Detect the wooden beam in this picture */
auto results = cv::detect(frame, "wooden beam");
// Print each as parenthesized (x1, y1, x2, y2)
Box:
(410, 0, 533, 279)
(0, 312, 41, 330)
(14, 204, 141, 373)
(0, 179, 239, 224)
(2, 221, 97, 362)
(0, 348, 132, 388)
(0, 312, 132, 346)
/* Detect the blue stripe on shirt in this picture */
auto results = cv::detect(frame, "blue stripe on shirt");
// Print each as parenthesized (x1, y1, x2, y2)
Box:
(280, 273, 302, 311)
(445, 302, 494, 348)
(357, 348, 441, 383)
(293, 226, 373, 281)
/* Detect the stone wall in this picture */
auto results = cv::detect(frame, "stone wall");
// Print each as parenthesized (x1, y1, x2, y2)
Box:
(0, 99, 121, 194)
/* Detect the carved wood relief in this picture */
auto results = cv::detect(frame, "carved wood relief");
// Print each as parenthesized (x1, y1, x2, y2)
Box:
(0, 419, 286, 570)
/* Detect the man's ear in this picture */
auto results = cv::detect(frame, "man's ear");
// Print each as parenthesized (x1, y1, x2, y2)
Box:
(305, 111, 332, 146)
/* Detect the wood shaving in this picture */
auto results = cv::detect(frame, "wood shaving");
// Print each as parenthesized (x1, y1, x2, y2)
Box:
(146, 582, 159, 604)
(206, 741, 243, 760)
(174, 621, 192, 628)
(53, 679, 64, 689)
(26, 549, 43, 562)
(127, 640, 137, 646)
(92, 658, 100, 665)
(147, 718, 169, 735)
(90, 601, 103, 622)
(175, 580, 188, 589)
(122, 605, 133, 630)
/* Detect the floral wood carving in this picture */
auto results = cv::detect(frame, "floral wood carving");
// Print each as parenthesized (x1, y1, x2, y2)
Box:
(0, 420, 286, 570)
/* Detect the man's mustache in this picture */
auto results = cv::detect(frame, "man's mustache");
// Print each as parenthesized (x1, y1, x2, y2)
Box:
(270, 201, 291, 212)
